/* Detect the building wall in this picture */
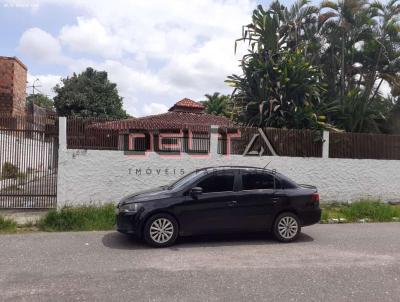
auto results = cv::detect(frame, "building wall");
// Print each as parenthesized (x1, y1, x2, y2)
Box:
(12, 59, 27, 116)
(0, 56, 27, 116)
(57, 148, 400, 206)
(0, 58, 14, 115)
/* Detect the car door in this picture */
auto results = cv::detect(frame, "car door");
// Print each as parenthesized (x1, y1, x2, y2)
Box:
(176, 170, 239, 235)
(233, 171, 279, 231)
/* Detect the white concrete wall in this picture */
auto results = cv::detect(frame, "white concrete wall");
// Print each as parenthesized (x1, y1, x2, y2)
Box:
(57, 148, 400, 206)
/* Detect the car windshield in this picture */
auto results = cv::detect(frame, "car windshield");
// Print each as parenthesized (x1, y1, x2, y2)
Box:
(168, 170, 207, 190)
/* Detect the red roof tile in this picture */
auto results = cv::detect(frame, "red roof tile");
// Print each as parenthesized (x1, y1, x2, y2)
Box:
(100, 111, 233, 132)
(97, 98, 234, 132)
(168, 98, 205, 112)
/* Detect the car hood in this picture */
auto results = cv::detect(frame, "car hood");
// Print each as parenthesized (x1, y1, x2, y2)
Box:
(119, 187, 172, 205)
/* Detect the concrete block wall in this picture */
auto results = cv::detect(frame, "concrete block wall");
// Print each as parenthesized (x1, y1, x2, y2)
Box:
(57, 118, 400, 206)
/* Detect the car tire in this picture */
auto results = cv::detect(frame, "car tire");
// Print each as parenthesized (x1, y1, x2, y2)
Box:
(143, 213, 179, 247)
(273, 212, 301, 243)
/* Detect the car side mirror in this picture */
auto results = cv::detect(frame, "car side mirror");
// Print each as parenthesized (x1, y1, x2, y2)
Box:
(190, 187, 203, 198)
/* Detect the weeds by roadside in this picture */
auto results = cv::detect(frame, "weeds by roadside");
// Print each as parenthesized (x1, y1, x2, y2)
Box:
(320, 200, 400, 223)
(37, 204, 115, 232)
(0, 216, 18, 233)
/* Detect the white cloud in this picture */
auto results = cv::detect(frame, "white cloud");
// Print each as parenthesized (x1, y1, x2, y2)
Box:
(59, 17, 123, 58)
(18, 27, 62, 62)
(143, 103, 169, 115)
(18, 0, 255, 115)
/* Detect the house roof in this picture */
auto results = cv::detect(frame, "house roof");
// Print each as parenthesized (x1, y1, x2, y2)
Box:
(168, 98, 205, 112)
(98, 98, 234, 132)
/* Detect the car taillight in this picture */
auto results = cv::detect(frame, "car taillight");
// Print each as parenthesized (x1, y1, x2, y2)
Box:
(311, 193, 320, 202)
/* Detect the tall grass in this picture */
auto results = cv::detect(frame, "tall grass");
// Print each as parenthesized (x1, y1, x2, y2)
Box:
(0, 216, 17, 233)
(38, 204, 115, 232)
(321, 200, 400, 222)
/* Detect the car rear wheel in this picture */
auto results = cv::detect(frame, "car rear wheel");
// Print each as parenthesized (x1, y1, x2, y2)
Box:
(273, 212, 301, 242)
(143, 213, 178, 247)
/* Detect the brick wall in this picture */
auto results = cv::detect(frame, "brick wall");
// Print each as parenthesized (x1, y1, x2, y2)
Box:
(0, 56, 27, 116)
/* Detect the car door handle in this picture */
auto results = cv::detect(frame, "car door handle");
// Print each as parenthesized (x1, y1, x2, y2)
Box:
(227, 200, 238, 207)
(271, 197, 280, 204)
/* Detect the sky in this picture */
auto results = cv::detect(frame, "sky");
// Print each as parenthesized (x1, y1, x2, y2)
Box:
(6, 0, 388, 118)
(2, 0, 295, 116)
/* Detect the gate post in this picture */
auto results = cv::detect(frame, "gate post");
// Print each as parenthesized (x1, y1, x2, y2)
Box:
(59, 117, 67, 151)
(210, 125, 219, 156)
(57, 117, 67, 207)
(322, 130, 330, 158)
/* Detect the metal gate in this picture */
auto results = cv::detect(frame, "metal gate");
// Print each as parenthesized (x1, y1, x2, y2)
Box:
(0, 114, 58, 209)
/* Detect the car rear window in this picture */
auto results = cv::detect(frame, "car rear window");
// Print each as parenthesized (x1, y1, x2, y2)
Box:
(242, 173, 275, 190)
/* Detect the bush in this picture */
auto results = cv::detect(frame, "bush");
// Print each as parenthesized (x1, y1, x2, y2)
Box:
(38, 204, 115, 232)
(1, 162, 19, 179)
(0, 216, 17, 232)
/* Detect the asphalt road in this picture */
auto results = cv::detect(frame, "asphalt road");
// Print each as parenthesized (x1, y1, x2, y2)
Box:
(0, 223, 399, 302)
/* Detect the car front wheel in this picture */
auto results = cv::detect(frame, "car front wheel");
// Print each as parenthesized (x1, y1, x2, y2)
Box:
(143, 213, 178, 247)
(273, 212, 301, 242)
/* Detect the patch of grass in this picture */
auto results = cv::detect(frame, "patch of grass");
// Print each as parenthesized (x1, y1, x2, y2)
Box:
(321, 200, 400, 223)
(0, 216, 18, 233)
(38, 204, 115, 232)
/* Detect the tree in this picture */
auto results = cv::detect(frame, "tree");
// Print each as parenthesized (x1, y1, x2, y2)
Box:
(227, 0, 400, 133)
(201, 93, 232, 118)
(227, 2, 332, 130)
(53, 67, 128, 118)
(26, 93, 54, 109)
(318, 0, 400, 132)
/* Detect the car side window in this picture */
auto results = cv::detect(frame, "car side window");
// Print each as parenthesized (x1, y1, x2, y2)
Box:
(197, 174, 234, 193)
(242, 173, 275, 190)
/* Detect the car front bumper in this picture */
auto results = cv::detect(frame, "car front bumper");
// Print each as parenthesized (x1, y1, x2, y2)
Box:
(116, 212, 140, 236)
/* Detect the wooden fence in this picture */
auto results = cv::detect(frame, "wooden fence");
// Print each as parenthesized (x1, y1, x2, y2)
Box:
(65, 117, 400, 160)
(329, 132, 400, 160)
(67, 118, 121, 150)
(218, 127, 323, 157)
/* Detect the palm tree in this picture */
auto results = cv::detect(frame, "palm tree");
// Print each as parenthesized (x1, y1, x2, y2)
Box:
(271, 0, 320, 54)
(319, 0, 370, 99)
(201, 93, 232, 118)
(367, 0, 400, 99)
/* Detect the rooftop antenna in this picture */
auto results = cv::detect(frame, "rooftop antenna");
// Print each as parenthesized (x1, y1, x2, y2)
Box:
(27, 78, 42, 95)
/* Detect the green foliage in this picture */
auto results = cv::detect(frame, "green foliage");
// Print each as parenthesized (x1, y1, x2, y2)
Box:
(227, 48, 329, 130)
(321, 200, 400, 222)
(332, 89, 389, 133)
(38, 204, 115, 232)
(228, 0, 400, 133)
(227, 1, 329, 130)
(26, 93, 54, 109)
(54, 67, 128, 118)
(201, 92, 232, 118)
(0, 216, 17, 233)
(1, 162, 19, 179)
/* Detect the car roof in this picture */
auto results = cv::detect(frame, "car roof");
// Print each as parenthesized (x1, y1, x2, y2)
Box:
(197, 166, 277, 174)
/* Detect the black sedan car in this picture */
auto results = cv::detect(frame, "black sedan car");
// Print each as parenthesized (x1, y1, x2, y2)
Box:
(116, 166, 321, 247)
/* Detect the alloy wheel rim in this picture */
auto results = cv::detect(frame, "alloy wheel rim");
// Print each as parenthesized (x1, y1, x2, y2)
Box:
(277, 216, 298, 239)
(150, 218, 174, 244)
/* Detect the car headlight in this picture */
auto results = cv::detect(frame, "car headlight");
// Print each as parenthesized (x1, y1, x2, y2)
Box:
(119, 203, 140, 213)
